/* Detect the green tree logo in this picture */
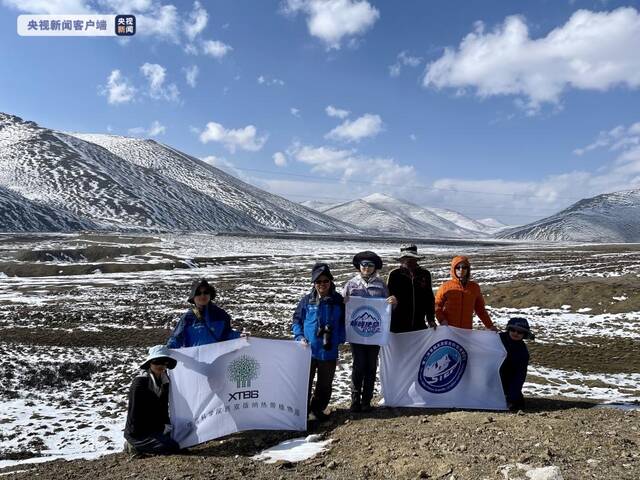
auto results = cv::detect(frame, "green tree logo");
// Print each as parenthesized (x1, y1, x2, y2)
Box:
(227, 355, 261, 388)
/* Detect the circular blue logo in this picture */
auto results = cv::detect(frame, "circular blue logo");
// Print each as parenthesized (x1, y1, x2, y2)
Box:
(418, 340, 468, 393)
(350, 305, 382, 337)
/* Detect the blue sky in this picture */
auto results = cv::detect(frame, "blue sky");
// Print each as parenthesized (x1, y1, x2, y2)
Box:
(1, 0, 640, 225)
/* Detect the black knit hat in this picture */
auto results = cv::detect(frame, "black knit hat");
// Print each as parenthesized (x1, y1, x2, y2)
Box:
(352, 251, 383, 270)
(311, 263, 334, 283)
(187, 278, 216, 304)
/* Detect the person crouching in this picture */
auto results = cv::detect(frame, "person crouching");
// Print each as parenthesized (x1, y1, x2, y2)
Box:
(124, 345, 180, 455)
(292, 263, 345, 422)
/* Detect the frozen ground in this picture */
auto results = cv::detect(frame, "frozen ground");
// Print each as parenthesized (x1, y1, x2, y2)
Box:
(0, 233, 639, 468)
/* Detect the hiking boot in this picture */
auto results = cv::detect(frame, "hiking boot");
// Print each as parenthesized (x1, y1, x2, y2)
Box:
(361, 402, 373, 413)
(313, 409, 330, 422)
(350, 400, 362, 413)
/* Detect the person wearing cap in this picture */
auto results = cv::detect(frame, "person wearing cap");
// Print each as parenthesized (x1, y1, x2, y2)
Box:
(499, 317, 534, 411)
(342, 251, 397, 412)
(387, 245, 436, 333)
(167, 278, 241, 348)
(292, 263, 346, 422)
(124, 345, 180, 455)
(434, 256, 498, 331)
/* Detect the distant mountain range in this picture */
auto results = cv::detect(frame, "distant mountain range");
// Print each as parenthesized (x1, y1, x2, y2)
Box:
(4, 112, 639, 242)
(0, 113, 356, 234)
(302, 193, 507, 238)
(498, 189, 640, 242)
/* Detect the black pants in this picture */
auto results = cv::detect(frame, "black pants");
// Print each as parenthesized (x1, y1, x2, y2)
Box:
(308, 358, 337, 415)
(127, 433, 180, 455)
(351, 343, 380, 404)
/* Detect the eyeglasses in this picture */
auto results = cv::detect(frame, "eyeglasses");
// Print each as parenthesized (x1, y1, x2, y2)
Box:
(195, 289, 210, 296)
(314, 279, 331, 285)
(150, 359, 170, 366)
(508, 328, 525, 335)
(360, 261, 375, 268)
(455, 265, 469, 271)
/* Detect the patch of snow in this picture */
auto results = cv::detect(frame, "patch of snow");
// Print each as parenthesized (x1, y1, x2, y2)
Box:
(251, 435, 332, 464)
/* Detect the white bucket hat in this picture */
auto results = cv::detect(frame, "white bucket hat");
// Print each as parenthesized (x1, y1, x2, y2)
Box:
(139, 344, 177, 370)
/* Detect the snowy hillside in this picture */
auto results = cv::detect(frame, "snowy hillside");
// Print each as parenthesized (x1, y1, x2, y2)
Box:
(498, 189, 640, 242)
(70, 133, 358, 234)
(0, 113, 357, 234)
(320, 193, 486, 238)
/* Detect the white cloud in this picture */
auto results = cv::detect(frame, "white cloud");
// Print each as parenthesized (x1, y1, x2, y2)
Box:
(136, 4, 180, 43)
(282, 0, 379, 50)
(389, 50, 422, 77)
(273, 151, 288, 167)
(201, 155, 245, 177)
(257, 75, 285, 86)
(184, 65, 199, 87)
(574, 123, 640, 155)
(140, 63, 180, 102)
(409, 133, 417, 141)
(423, 8, 640, 113)
(184, 0, 208, 41)
(199, 121, 268, 153)
(202, 40, 233, 58)
(288, 143, 415, 186)
(101, 69, 136, 104)
(290, 107, 301, 117)
(127, 120, 166, 137)
(325, 105, 350, 118)
(325, 113, 383, 142)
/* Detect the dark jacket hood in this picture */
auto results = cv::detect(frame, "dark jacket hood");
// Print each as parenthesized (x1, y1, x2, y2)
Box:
(187, 278, 217, 304)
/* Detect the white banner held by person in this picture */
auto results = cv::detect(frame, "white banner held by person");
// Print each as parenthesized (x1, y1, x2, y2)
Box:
(168, 337, 311, 448)
(380, 326, 507, 410)
(345, 296, 392, 346)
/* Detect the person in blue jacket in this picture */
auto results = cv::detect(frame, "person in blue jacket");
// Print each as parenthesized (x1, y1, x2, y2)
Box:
(167, 278, 241, 348)
(499, 317, 534, 411)
(292, 263, 345, 422)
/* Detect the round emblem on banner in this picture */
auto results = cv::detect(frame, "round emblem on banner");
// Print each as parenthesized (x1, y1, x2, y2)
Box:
(350, 305, 382, 337)
(417, 340, 468, 393)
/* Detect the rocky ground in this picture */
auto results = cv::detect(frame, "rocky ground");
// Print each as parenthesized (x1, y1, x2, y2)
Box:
(2, 398, 638, 479)
(1, 234, 639, 479)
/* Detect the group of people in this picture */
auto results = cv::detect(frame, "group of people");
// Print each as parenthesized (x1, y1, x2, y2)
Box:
(124, 244, 534, 456)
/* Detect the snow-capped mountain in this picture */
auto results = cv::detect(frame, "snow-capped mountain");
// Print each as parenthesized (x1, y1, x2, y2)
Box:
(0, 113, 357, 234)
(477, 218, 509, 231)
(498, 189, 640, 242)
(319, 193, 487, 238)
(424, 206, 500, 234)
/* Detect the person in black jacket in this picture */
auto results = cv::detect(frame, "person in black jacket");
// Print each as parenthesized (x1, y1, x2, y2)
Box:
(124, 345, 180, 455)
(499, 317, 534, 411)
(387, 245, 436, 333)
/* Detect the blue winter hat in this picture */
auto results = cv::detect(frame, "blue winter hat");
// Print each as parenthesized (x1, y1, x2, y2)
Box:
(506, 317, 535, 340)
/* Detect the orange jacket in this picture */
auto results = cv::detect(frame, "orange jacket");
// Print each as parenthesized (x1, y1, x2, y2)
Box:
(434, 256, 494, 330)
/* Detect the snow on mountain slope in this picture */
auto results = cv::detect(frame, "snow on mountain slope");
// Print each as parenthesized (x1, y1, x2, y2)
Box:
(0, 185, 97, 232)
(299, 200, 339, 212)
(0, 113, 261, 232)
(322, 193, 483, 238)
(70, 133, 358, 234)
(424, 206, 493, 234)
(477, 218, 509, 230)
(498, 189, 640, 242)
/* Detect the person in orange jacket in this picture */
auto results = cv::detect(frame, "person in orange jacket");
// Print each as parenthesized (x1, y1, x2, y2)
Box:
(434, 256, 498, 331)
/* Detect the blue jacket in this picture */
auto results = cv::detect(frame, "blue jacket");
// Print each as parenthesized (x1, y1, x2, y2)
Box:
(167, 303, 240, 348)
(292, 287, 345, 361)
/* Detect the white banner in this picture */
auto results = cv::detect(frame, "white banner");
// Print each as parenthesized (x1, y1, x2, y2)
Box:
(345, 296, 391, 346)
(168, 337, 311, 448)
(380, 326, 507, 410)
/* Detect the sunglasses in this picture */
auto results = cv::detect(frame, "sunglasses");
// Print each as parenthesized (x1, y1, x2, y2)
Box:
(508, 328, 525, 335)
(314, 279, 331, 285)
(455, 265, 469, 271)
(195, 289, 211, 296)
(360, 261, 376, 268)
(150, 359, 170, 366)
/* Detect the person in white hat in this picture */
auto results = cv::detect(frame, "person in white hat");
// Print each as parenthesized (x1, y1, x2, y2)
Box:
(123, 345, 180, 455)
(387, 245, 436, 333)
